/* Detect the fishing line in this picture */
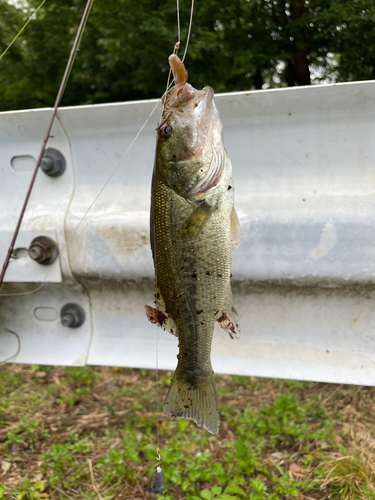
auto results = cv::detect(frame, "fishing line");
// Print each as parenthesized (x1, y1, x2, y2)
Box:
(2, 0, 196, 487)
(0, 0, 180, 297)
(165, 0, 194, 93)
(0, 0, 49, 288)
(0, 84, 174, 298)
(0, 0, 94, 291)
(156, 325, 160, 450)
(151, 321, 166, 493)
(0, 0, 48, 62)
(165, 0, 182, 92)
(151, 0, 183, 483)
(181, 0, 195, 63)
(176, 0, 181, 50)
(152, 1, 196, 490)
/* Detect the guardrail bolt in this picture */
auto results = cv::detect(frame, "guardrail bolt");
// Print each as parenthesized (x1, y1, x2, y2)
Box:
(61, 303, 85, 328)
(40, 148, 66, 177)
(29, 236, 58, 265)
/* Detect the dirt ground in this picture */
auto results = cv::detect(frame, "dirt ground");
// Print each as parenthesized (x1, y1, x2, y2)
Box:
(1, 364, 375, 500)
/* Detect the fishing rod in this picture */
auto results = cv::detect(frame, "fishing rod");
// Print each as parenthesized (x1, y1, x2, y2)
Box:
(0, 0, 195, 299)
(0, 0, 94, 289)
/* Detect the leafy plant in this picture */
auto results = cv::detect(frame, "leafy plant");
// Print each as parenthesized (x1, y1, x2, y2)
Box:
(0, 479, 47, 500)
(1, 365, 374, 500)
(41, 434, 90, 486)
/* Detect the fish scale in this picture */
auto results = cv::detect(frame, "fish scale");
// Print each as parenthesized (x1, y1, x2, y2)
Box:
(153, 176, 231, 364)
(148, 54, 240, 434)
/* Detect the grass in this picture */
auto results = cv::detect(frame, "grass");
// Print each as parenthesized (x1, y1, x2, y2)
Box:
(0, 365, 375, 499)
(320, 431, 375, 499)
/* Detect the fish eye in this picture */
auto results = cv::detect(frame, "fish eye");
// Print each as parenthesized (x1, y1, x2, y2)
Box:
(160, 124, 172, 139)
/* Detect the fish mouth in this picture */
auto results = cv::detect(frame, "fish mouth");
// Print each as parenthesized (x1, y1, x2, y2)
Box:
(160, 56, 221, 163)
(159, 83, 215, 130)
(161, 54, 209, 111)
(157, 54, 225, 198)
(159, 54, 217, 129)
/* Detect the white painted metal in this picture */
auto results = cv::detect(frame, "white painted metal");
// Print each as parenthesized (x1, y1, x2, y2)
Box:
(0, 109, 92, 365)
(1, 81, 375, 384)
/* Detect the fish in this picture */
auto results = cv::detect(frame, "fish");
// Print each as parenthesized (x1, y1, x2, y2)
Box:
(146, 54, 240, 434)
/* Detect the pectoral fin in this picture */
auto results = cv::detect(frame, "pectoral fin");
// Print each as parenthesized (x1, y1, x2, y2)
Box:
(180, 202, 213, 238)
(231, 207, 241, 249)
(216, 290, 240, 339)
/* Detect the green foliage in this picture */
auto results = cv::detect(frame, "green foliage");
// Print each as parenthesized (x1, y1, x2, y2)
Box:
(200, 486, 242, 499)
(5, 417, 49, 448)
(224, 484, 247, 496)
(1, 365, 375, 499)
(1, 479, 46, 500)
(151, 391, 317, 498)
(64, 366, 97, 386)
(41, 434, 90, 486)
(0, 369, 24, 392)
(1, 0, 375, 111)
(0, 484, 6, 499)
(96, 448, 127, 481)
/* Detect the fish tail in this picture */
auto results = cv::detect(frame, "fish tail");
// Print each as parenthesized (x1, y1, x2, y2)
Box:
(163, 371, 219, 434)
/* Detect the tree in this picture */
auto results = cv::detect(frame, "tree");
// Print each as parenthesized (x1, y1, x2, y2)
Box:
(1, 0, 375, 111)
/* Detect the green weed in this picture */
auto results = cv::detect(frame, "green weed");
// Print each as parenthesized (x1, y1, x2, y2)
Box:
(41, 434, 90, 486)
(63, 366, 97, 387)
(5, 417, 48, 448)
(1, 366, 374, 500)
(0, 479, 47, 500)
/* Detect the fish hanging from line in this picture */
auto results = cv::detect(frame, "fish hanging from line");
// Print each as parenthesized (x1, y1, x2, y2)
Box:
(145, 54, 240, 435)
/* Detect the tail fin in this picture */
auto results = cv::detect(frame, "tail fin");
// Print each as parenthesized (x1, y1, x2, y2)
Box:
(163, 372, 219, 434)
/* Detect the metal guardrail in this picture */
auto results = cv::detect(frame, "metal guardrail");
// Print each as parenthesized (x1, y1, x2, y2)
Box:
(1, 80, 375, 385)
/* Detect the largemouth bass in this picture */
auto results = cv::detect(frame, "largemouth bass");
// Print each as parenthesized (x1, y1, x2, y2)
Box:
(147, 54, 240, 435)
